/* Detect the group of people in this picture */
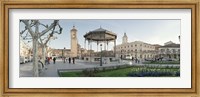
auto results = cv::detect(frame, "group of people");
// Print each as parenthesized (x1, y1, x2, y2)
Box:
(67, 57, 75, 64)
(45, 57, 51, 65)
(44, 57, 57, 64)
(44, 57, 76, 65)
(132, 57, 140, 63)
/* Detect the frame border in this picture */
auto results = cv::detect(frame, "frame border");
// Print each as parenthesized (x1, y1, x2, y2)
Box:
(0, 0, 199, 97)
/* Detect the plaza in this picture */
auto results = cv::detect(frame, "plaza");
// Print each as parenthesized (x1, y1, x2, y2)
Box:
(19, 20, 180, 77)
(20, 58, 125, 77)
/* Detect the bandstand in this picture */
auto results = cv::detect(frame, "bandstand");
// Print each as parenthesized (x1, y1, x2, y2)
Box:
(83, 27, 117, 64)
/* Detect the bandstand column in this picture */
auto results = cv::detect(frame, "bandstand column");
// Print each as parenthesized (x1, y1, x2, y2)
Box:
(89, 40, 91, 62)
(107, 41, 109, 51)
(97, 41, 99, 52)
(88, 40, 90, 51)
(114, 39, 116, 57)
(104, 41, 106, 57)
(84, 39, 86, 50)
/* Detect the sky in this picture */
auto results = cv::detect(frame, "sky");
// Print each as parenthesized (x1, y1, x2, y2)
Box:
(20, 19, 180, 51)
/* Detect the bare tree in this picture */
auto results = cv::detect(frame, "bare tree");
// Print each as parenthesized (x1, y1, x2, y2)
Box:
(20, 20, 62, 77)
(39, 35, 59, 69)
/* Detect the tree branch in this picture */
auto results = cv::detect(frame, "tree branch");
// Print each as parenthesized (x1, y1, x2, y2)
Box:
(44, 35, 52, 45)
(39, 20, 59, 37)
(21, 20, 34, 37)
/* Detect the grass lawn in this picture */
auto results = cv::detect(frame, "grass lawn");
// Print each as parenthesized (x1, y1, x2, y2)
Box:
(59, 66, 180, 77)
(59, 72, 82, 77)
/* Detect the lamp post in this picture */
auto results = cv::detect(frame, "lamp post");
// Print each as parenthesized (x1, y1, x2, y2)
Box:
(100, 44, 102, 66)
(121, 49, 123, 60)
(64, 47, 66, 63)
(62, 47, 66, 63)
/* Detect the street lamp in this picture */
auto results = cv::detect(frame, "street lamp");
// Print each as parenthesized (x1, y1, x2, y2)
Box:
(100, 44, 102, 66)
(121, 49, 123, 60)
(62, 47, 66, 63)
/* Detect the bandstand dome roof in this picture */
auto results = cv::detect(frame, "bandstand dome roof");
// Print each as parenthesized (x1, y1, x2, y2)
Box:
(84, 27, 117, 41)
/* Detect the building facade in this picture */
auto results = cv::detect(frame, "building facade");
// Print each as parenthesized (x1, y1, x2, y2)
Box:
(115, 33, 157, 61)
(158, 41, 180, 61)
(116, 41, 157, 60)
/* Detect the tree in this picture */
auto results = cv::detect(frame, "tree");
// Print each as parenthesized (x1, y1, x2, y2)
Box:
(39, 35, 58, 68)
(20, 20, 62, 77)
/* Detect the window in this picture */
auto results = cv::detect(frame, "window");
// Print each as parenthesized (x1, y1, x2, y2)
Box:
(140, 44, 142, 46)
(174, 54, 177, 59)
(135, 49, 137, 51)
(172, 49, 176, 53)
(135, 44, 137, 47)
(161, 49, 165, 52)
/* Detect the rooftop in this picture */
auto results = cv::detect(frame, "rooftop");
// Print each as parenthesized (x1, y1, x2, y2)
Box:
(160, 43, 180, 48)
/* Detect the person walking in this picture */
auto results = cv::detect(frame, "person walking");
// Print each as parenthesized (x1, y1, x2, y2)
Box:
(131, 57, 134, 65)
(53, 57, 56, 64)
(45, 57, 48, 65)
(69, 57, 71, 64)
(72, 57, 75, 64)
(48, 57, 50, 64)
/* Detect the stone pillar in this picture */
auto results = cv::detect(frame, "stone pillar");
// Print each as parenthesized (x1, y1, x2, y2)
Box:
(97, 41, 99, 52)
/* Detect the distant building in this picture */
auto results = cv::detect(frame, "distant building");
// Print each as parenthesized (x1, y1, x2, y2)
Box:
(164, 41, 174, 45)
(159, 41, 180, 61)
(115, 33, 156, 61)
(50, 48, 71, 58)
(20, 37, 32, 57)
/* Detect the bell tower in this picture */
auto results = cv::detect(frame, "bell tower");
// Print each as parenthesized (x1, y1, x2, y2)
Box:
(71, 25, 78, 57)
(122, 32, 128, 44)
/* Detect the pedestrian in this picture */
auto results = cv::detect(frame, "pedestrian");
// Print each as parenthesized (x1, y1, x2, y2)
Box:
(53, 57, 56, 64)
(45, 57, 48, 65)
(69, 57, 71, 64)
(48, 57, 50, 64)
(72, 57, 75, 64)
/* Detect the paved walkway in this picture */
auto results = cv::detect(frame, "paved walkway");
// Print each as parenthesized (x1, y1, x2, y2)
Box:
(20, 59, 180, 77)
(20, 59, 126, 77)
